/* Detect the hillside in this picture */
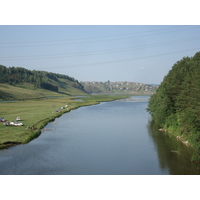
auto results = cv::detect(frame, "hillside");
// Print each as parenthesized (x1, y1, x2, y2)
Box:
(147, 51, 200, 161)
(0, 65, 88, 100)
(81, 81, 158, 94)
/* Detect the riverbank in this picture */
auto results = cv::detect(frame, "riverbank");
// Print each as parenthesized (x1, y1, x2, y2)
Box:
(0, 94, 128, 149)
(157, 125, 200, 162)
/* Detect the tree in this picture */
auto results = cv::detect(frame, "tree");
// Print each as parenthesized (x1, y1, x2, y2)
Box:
(147, 52, 200, 161)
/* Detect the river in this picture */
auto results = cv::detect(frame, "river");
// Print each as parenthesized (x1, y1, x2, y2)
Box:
(0, 96, 199, 175)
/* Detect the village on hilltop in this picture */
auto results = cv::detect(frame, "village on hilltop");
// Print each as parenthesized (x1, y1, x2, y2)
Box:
(81, 81, 158, 94)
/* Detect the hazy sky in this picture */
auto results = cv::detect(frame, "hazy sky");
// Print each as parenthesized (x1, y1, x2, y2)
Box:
(1, 25, 200, 84)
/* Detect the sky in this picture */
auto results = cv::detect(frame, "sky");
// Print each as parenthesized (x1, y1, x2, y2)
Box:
(0, 25, 200, 84)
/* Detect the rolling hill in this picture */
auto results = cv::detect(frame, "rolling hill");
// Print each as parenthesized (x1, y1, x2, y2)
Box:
(0, 65, 88, 100)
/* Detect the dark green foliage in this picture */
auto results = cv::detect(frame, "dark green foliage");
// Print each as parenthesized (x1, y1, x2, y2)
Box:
(147, 52, 200, 161)
(0, 65, 84, 92)
(40, 82, 58, 92)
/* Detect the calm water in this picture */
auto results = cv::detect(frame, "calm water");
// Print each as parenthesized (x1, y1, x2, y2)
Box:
(0, 97, 199, 175)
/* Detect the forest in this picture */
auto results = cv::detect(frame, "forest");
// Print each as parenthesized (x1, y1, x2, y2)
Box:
(0, 65, 84, 92)
(147, 51, 200, 161)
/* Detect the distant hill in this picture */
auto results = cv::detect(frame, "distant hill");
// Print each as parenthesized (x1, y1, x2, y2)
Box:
(0, 65, 88, 100)
(81, 81, 158, 94)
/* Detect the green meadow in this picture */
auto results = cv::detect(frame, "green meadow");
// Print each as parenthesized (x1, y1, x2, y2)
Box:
(0, 82, 87, 101)
(0, 94, 128, 149)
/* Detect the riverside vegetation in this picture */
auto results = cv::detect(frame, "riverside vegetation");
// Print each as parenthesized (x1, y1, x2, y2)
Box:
(147, 51, 200, 162)
(0, 94, 128, 149)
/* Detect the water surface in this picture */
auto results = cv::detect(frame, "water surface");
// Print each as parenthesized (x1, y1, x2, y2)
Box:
(0, 97, 199, 175)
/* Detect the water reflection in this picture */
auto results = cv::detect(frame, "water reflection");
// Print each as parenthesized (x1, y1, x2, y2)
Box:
(73, 99, 84, 102)
(0, 98, 200, 175)
(147, 120, 200, 175)
(117, 96, 150, 102)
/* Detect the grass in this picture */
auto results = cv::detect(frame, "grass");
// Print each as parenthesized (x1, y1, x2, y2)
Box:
(0, 94, 128, 149)
(0, 81, 87, 101)
(0, 83, 65, 100)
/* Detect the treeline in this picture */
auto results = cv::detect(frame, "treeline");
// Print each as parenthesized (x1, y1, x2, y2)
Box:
(147, 52, 200, 161)
(0, 65, 84, 92)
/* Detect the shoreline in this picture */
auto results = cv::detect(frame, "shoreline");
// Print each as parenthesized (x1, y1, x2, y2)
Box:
(158, 127, 200, 162)
(159, 128, 191, 147)
(0, 94, 128, 150)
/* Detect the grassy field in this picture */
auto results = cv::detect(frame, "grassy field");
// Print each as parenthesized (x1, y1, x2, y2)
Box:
(0, 82, 87, 101)
(0, 94, 128, 149)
